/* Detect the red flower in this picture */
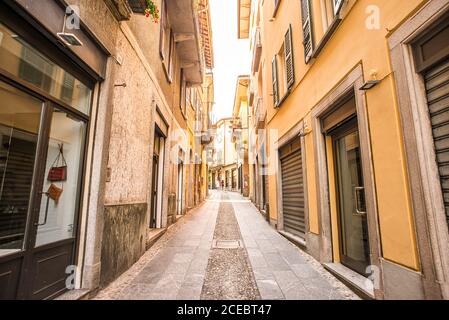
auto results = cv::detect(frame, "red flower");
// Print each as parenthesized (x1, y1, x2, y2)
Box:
(144, 0, 159, 23)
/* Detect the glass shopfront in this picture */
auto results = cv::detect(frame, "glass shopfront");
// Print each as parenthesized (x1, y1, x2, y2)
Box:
(0, 19, 92, 299)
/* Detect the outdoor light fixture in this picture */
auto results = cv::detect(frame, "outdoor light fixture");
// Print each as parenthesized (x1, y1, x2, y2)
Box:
(359, 80, 380, 91)
(57, 32, 83, 46)
(57, 10, 83, 47)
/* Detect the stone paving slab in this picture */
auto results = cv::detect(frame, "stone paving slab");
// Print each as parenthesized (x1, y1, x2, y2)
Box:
(228, 192, 359, 300)
(94, 192, 220, 300)
(94, 191, 359, 300)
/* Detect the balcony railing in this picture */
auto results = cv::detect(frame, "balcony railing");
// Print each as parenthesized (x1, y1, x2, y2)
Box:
(249, 78, 255, 106)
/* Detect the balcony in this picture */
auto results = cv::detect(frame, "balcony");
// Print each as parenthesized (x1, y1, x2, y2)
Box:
(254, 97, 265, 129)
(251, 27, 262, 74)
(103, 0, 133, 21)
(127, 0, 204, 85)
(127, 0, 147, 14)
(232, 120, 242, 130)
(249, 78, 255, 106)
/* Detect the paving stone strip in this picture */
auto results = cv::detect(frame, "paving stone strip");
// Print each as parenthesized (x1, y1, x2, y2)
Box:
(201, 193, 261, 300)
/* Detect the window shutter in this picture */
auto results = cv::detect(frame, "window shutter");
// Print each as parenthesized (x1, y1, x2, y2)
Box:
(284, 24, 295, 90)
(180, 69, 186, 114)
(300, 0, 314, 63)
(333, 0, 344, 15)
(159, 0, 167, 59)
(272, 56, 279, 107)
(168, 29, 175, 80)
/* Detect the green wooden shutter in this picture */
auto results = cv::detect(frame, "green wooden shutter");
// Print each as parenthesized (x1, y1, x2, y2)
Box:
(284, 24, 295, 90)
(300, 0, 314, 63)
(272, 56, 279, 106)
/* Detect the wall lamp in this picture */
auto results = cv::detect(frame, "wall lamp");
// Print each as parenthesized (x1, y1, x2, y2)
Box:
(359, 80, 380, 91)
(57, 11, 83, 46)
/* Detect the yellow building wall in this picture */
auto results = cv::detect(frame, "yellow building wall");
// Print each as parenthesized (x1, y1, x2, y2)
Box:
(262, 0, 426, 270)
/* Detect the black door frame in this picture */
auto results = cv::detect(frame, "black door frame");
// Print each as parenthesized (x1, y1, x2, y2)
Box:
(150, 154, 159, 228)
(0, 5, 96, 298)
(0, 77, 90, 299)
(150, 127, 165, 228)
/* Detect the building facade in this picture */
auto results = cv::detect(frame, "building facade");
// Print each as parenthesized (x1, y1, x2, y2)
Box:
(208, 117, 239, 191)
(232, 75, 251, 197)
(0, 0, 213, 299)
(239, 0, 449, 299)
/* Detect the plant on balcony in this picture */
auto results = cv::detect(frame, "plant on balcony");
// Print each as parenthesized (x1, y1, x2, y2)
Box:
(144, 0, 159, 23)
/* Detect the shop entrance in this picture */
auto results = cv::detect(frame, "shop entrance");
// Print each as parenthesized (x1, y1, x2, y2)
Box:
(0, 21, 91, 299)
(327, 107, 370, 276)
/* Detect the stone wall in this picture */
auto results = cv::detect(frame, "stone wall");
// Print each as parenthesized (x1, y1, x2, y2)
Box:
(100, 203, 147, 285)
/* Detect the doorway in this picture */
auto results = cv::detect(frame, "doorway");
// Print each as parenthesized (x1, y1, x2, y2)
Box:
(0, 81, 87, 299)
(330, 117, 370, 275)
(150, 128, 165, 229)
(0, 18, 92, 299)
(279, 137, 305, 239)
(177, 161, 184, 215)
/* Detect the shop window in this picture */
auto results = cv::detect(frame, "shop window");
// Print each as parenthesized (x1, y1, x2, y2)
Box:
(60, 73, 75, 103)
(19, 46, 54, 93)
(0, 23, 92, 114)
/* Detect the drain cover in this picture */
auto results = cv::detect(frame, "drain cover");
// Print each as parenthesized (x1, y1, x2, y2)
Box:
(212, 240, 242, 249)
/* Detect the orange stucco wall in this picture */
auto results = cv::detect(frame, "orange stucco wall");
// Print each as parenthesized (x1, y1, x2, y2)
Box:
(260, 0, 427, 270)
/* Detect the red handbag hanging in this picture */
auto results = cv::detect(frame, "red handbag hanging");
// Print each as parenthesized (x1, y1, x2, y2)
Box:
(47, 143, 68, 182)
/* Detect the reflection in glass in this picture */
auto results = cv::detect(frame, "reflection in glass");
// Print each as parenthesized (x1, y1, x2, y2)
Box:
(0, 81, 42, 256)
(35, 110, 86, 247)
(335, 129, 370, 275)
(0, 23, 92, 114)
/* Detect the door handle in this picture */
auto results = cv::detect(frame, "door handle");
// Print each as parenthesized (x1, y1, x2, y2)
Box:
(354, 186, 367, 216)
(35, 192, 50, 226)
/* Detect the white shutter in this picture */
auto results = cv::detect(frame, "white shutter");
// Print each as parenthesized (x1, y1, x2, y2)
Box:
(333, 0, 344, 15)
(284, 24, 295, 90)
(300, 0, 314, 63)
(272, 56, 279, 107)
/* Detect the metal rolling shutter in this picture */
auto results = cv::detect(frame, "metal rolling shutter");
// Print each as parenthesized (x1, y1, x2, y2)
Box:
(280, 140, 305, 239)
(425, 58, 449, 229)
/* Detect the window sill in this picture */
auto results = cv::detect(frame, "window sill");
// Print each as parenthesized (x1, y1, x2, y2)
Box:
(311, 16, 342, 61)
(275, 88, 292, 109)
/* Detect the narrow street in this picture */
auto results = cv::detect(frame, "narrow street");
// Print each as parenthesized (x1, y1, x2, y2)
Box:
(2, 0, 449, 303)
(94, 191, 358, 300)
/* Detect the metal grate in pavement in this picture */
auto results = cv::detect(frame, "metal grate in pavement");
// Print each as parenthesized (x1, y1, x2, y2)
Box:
(212, 239, 243, 249)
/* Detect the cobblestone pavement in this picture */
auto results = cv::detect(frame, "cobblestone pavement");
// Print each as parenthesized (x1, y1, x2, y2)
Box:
(94, 190, 359, 300)
(201, 194, 260, 300)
